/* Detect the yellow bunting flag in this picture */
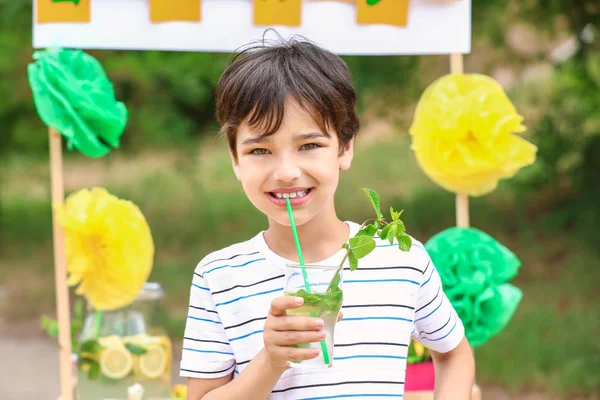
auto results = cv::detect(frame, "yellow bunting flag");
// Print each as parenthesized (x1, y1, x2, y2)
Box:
(357, 0, 411, 27)
(254, 0, 302, 27)
(149, 0, 201, 23)
(37, 0, 91, 24)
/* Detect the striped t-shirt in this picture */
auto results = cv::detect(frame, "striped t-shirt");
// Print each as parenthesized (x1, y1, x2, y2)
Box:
(180, 221, 465, 399)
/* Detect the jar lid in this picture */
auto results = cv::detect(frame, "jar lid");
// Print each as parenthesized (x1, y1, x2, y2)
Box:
(135, 282, 164, 301)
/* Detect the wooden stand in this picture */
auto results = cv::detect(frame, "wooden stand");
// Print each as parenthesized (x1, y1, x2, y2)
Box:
(405, 51, 476, 400)
(49, 127, 74, 400)
(450, 53, 470, 229)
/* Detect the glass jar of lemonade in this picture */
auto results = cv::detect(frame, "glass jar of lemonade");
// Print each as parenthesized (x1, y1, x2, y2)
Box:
(76, 283, 172, 400)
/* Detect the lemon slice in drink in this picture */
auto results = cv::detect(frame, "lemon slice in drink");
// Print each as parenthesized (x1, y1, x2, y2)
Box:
(138, 343, 167, 379)
(100, 345, 133, 380)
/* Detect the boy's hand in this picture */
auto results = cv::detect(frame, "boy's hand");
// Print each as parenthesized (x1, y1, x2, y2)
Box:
(263, 296, 342, 370)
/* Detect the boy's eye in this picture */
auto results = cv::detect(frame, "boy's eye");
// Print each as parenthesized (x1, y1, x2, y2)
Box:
(300, 143, 320, 151)
(250, 148, 270, 155)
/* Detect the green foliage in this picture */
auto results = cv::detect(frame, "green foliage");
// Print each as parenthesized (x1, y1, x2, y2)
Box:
(341, 55, 420, 108)
(515, 51, 600, 249)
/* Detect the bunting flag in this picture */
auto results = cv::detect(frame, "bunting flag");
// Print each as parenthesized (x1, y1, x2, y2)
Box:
(357, 0, 410, 27)
(149, 0, 201, 23)
(37, 0, 91, 24)
(254, 0, 302, 27)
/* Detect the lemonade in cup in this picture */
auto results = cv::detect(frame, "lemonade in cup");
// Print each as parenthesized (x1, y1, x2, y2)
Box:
(284, 264, 343, 369)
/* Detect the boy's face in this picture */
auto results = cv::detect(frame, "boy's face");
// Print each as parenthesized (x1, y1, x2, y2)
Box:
(231, 99, 354, 227)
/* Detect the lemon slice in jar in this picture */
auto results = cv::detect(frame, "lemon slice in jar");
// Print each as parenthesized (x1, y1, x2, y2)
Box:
(138, 343, 167, 379)
(98, 335, 122, 348)
(100, 344, 133, 380)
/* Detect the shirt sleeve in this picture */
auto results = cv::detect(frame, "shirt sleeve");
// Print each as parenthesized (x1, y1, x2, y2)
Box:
(412, 254, 465, 353)
(180, 268, 236, 379)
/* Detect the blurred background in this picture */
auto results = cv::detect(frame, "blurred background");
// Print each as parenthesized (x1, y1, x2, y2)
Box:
(1, 1, 599, 399)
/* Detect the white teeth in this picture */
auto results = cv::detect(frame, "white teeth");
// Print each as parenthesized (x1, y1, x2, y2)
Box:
(273, 189, 309, 199)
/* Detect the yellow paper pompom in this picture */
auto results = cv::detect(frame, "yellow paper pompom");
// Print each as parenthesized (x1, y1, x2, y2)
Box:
(55, 187, 154, 311)
(409, 74, 538, 196)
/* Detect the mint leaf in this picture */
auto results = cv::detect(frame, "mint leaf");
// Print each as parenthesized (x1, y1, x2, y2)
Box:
(41, 316, 59, 339)
(78, 356, 92, 369)
(80, 339, 103, 355)
(88, 361, 100, 380)
(325, 291, 343, 313)
(125, 342, 148, 355)
(348, 250, 359, 271)
(41, 315, 59, 338)
(328, 270, 341, 293)
(396, 219, 406, 233)
(48, 323, 58, 338)
(357, 224, 378, 237)
(362, 188, 383, 220)
(294, 289, 326, 308)
(390, 207, 403, 222)
(381, 223, 397, 245)
(396, 233, 412, 252)
(41, 315, 52, 329)
(388, 225, 399, 245)
(292, 289, 342, 313)
(78, 357, 100, 380)
(380, 224, 390, 241)
(348, 236, 376, 259)
(387, 216, 405, 233)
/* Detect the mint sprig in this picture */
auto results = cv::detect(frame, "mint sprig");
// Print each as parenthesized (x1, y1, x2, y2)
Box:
(327, 188, 412, 292)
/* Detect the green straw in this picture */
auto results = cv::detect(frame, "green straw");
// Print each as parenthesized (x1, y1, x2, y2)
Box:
(285, 198, 331, 365)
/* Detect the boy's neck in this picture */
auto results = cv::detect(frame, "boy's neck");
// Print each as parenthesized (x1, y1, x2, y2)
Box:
(263, 205, 349, 264)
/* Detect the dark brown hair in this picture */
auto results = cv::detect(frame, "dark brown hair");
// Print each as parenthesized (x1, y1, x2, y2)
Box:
(215, 34, 360, 160)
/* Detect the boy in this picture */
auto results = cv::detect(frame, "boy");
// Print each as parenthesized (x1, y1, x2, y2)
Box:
(181, 36, 475, 399)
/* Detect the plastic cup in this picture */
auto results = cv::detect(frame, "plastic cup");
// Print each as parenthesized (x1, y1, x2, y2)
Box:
(284, 264, 343, 368)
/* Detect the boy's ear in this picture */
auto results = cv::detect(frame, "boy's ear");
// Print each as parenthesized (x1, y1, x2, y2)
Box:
(229, 150, 241, 181)
(339, 137, 355, 171)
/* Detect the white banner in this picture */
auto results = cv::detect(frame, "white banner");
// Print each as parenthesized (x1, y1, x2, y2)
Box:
(33, 0, 471, 55)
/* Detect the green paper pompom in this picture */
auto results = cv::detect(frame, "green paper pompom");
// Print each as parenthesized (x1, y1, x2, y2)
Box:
(28, 47, 127, 158)
(426, 227, 523, 348)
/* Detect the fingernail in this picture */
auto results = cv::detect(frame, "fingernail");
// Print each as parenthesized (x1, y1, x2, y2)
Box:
(312, 349, 320, 355)
(295, 297, 304, 305)
(318, 331, 326, 339)
(315, 319, 324, 327)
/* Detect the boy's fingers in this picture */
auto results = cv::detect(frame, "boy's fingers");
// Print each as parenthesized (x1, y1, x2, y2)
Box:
(269, 296, 304, 317)
(265, 330, 325, 346)
(276, 346, 320, 362)
(337, 311, 344, 323)
(271, 315, 323, 332)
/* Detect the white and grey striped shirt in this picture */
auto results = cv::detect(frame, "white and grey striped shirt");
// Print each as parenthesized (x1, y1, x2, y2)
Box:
(180, 221, 465, 399)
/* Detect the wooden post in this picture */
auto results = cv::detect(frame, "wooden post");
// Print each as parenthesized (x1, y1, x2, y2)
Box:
(450, 53, 479, 399)
(449, 53, 470, 228)
(49, 127, 74, 400)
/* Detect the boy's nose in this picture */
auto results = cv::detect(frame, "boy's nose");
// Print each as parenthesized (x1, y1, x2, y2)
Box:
(272, 157, 301, 182)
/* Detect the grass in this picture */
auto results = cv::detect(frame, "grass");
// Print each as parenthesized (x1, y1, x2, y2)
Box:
(1, 134, 599, 398)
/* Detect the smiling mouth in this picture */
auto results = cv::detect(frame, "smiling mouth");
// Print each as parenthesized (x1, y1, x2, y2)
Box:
(269, 188, 313, 199)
